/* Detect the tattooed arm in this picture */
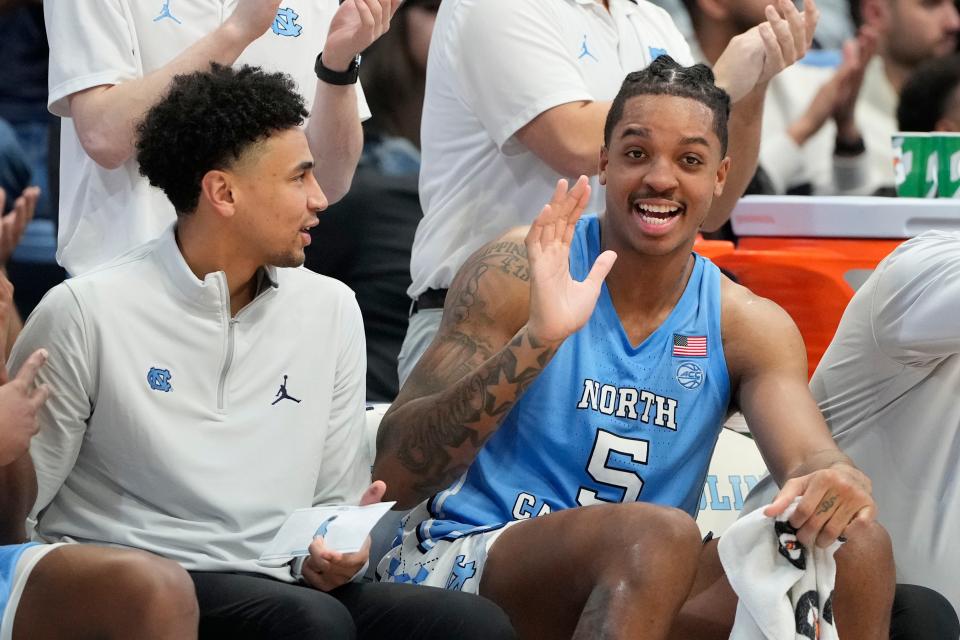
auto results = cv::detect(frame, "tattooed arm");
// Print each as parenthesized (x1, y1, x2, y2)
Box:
(721, 277, 874, 548)
(374, 177, 617, 509)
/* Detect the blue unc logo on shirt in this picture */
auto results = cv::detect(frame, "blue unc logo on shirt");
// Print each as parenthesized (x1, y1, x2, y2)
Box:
(676, 361, 704, 390)
(147, 367, 173, 392)
(272, 8, 303, 37)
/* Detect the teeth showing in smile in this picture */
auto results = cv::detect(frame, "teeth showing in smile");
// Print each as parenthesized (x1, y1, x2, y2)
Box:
(637, 203, 679, 214)
(634, 202, 680, 226)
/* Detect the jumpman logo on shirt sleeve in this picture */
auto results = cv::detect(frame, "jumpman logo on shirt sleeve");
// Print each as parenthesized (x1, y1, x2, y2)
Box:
(272, 374, 301, 405)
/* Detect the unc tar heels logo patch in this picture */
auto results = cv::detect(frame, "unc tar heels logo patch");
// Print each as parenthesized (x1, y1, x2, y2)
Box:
(272, 8, 303, 37)
(147, 367, 173, 392)
(676, 361, 704, 390)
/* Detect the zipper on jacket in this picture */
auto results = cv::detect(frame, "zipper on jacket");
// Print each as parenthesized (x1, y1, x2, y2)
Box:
(217, 318, 237, 411)
(215, 270, 277, 412)
(216, 272, 235, 412)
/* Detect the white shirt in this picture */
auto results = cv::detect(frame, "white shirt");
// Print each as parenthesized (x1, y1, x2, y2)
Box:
(9, 229, 370, 580)
(409, 0, 693, 298)
(855, 56, 898, 194)
(742, 231, 960, 612)
(45, 0, 370, 276)
(760, 52, 870, 195)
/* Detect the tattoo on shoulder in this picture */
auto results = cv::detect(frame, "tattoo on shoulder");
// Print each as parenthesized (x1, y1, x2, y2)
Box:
(445, 241, 530, 327)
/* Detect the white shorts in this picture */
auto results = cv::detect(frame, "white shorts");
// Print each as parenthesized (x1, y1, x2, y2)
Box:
(0, 542, 67, 640)
(376, 501, 520, 595)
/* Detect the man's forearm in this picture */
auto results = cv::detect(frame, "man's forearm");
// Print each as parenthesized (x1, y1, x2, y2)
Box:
(702, 86, 766, 231)
(0, 452, 36, 544)
(69, 21, 260, 169)
(374, 326, 558, 509)
(305, 80, 362, 204)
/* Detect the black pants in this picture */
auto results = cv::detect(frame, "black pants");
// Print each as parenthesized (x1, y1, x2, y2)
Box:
(892, 584, 959, 639)
(189, 571, 516, 640)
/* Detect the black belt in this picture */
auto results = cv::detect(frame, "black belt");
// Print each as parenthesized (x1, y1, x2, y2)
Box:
(411, 288, 448, 314)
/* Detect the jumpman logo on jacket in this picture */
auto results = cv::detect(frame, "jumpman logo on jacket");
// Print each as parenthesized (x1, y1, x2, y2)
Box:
(154, 0, 182, 24)
(578, 34, 598, 61)
(272, 374, 301, 405)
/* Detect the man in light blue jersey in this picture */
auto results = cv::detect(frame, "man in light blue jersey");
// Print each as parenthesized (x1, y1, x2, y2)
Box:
(375, 57, 895, 638)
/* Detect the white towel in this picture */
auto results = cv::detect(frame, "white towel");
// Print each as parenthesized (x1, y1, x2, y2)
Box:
(719, 498, 843, 640)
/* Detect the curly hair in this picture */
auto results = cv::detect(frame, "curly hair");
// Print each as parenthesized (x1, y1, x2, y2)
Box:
(897, 53, 960, 131)
(603, 56, 731, 156)
(136, 63, 309, 215)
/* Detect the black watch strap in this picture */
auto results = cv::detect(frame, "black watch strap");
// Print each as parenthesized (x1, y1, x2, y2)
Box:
(834, 134, 866, 157)
(315, 52, 360, 85)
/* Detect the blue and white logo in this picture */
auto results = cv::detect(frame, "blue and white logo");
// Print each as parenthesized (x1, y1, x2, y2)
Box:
(154, 0, 182, 24)
(578, 34, 599, 62)
(445, 555, 477, 591)
(387, 557, 431, 585)
(676, 361, 704, 390)
(649, 46, 668, 62)
(272, 8, 303, 37)
(147, 367, 173, 392)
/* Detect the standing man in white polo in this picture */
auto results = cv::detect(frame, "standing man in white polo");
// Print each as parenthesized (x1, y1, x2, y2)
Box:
(399, 0, 820, 383)
(45, 0, 398, 276)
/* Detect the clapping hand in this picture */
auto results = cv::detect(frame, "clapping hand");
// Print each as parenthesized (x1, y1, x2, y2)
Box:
(322, 0, 401, 71)
(713, 0, 820, 103)
(0, 186, 39, 269)
(525, 177, 617, 345)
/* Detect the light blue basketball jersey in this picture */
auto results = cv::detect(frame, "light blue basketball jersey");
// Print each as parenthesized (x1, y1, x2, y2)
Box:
(418, 215, 731, 551)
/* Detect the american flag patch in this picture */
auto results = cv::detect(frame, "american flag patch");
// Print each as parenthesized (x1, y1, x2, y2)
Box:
(672, 334, 707, 357)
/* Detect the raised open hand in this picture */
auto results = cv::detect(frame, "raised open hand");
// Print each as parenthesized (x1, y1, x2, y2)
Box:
(714, 0, 820, 103)
(322, 0, 401, 71)
(525, 177, 617, 345)
(832, 26, 878, 134)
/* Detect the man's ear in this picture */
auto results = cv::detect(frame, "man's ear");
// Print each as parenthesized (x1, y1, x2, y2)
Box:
(861, 0, 889, 29)
(201, 170, 236, 219)
(599, 146, 609, 186)
(714, 156, 731, 198)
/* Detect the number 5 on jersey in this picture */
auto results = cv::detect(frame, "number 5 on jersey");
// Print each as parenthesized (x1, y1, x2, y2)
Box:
(577, 429, 649, 506)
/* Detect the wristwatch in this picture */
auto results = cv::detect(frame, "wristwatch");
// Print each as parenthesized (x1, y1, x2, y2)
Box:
(834, 134, 866, 157)
(315, 52, 361, 85)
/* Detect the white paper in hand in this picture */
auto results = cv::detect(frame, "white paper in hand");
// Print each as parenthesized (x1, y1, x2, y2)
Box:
(259, 502, 396, 565)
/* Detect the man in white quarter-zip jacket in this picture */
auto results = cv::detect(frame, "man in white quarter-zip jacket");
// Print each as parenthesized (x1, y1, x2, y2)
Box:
(4, 65, 516, 640)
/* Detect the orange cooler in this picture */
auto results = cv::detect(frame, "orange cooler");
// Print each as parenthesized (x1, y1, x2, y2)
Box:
(714, 196, 960, 377)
